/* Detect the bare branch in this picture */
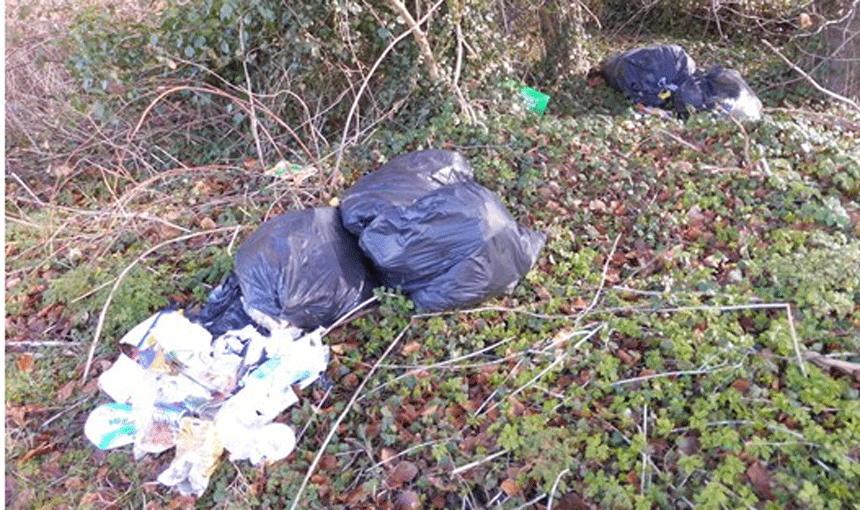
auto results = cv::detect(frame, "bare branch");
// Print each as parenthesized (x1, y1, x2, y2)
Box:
(763, 38, 860, 113)
(383, 0, 441, 82)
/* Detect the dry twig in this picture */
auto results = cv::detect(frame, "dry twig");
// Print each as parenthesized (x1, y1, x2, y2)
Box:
(762, 39, 860, 114)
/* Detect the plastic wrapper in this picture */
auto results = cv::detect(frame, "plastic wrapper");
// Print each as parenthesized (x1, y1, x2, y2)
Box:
(234, 207, 378, 331)
(341, 151, 546, 311)
(84, 403, 137, 450)
(86, 311, 329, 495)
(156, 417, 224, 496)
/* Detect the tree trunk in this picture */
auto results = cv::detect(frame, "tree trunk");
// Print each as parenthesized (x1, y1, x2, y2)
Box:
(815, 0, 860, 100)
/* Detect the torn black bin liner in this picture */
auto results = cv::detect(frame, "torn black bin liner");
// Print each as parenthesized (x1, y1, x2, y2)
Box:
(597, 44, 697, 109)
(341, 150, 546, 312)
(674, 66, 763, 121)
(185, 273, 263, 337)
(234, 207, 378, 331)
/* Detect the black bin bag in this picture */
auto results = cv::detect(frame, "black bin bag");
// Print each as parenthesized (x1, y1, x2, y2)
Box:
(599, 44, 697, 108)
(340, 149, 474, 235)
(185, 272, 262, 337)
(341, 150, 546, 312)
(234, 207, 378, 331)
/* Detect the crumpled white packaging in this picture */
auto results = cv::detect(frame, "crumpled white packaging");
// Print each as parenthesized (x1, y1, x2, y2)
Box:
(214, 414, 297, 465)
(84, 402, 137, 450)
(85, 311, 332, 495)
(119, 310, 212, 362)
(213, 328, 328, 463)
(156, 416, 224, 496)
(98, 354, 148, 403)
(130, 372, 211, 458)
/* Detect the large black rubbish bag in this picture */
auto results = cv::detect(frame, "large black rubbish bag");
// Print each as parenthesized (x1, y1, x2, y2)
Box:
(185, 273, 263, 337)
(675, 66, 763, 121)
(597, 44, 697, 108)
(342, 151, 546, 312)
(234, 207, 378, 331)
(340, 149, 474, 235)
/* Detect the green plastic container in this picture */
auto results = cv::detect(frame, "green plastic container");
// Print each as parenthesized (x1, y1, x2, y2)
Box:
(517, 85, 550, 115)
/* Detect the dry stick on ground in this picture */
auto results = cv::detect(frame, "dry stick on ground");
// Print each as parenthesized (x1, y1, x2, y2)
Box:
(804, 352, 860, 380)
(546, 468, 570, 510)
(333, 0, 446, 179)
(288, 320, 413, 510)
(80, 225, 242, 383)
(762, 39, 860, 114)
(450, 448, 509, 477)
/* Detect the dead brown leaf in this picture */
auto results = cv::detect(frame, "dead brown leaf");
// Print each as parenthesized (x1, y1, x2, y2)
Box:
(731, 379, 752, 393)
(500, 478, 520, 496)
(394, 489, 421, 510)
(320, 454, 338, 471)
(401, 341, 422, 356)
(746, 461, 773, 500)
(56, 380, 77, 403)
(18, 441, 54, 464)
(16, 353, 33, 373)
(389, 460, 419, 487)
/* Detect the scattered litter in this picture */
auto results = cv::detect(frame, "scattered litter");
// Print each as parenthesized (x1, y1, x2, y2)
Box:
(156, 416, 223, 497)
(507, 81, 551, 115)
(84, 402, 136, 450)
(589, 44, 763, 121)
(85, 309, 328, 496)
(85, 149, 546, 496)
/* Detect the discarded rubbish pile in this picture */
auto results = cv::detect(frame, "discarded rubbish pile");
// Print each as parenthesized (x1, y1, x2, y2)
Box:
(84, 149, 545, 495)
(588, 44, 763, 121)
(85, 310, 328, 495)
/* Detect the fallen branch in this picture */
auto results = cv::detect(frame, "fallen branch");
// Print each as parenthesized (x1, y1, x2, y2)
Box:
(762, 39, 860, 114)
(239, 19, 267, 172)
(803, 352, 860, 380)
(383, 0, 440, 82)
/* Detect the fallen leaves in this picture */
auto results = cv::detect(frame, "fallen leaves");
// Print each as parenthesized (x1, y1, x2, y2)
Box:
(16, 353, 34, 373)
(56, 379, 77, 403)
(500, 478, 520, 496)
(388, 460, 419, 487)
(746, 461, 774, 500)
(393, 489, 422, 510)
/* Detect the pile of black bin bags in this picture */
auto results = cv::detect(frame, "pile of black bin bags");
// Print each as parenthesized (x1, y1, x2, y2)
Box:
(188, 150, 546, 335)
(592, 44, 763, 121)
